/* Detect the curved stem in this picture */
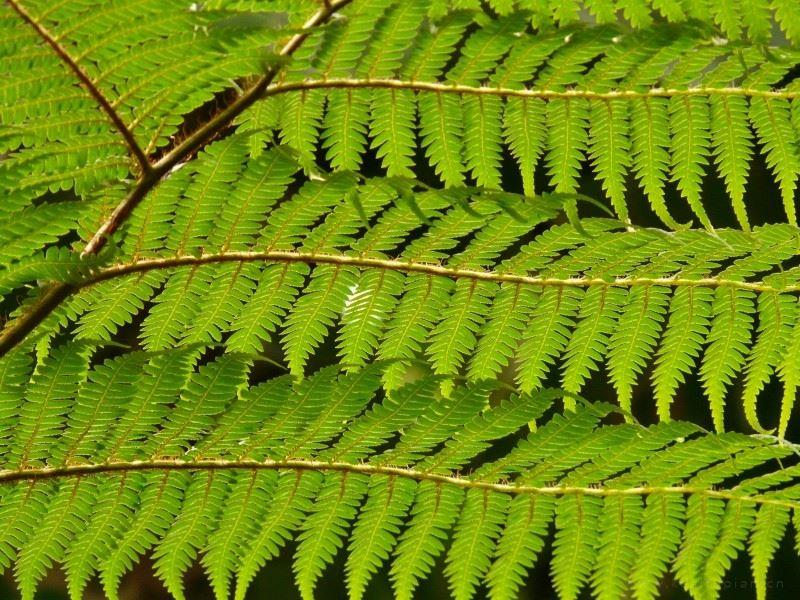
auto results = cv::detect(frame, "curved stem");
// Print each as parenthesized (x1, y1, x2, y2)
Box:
(263, 77, 800, 102)
(0, 282, 74, 355)
(2, 247, 797, 358)
(0, 457, 794, 509)
(79, 250, 800, 295)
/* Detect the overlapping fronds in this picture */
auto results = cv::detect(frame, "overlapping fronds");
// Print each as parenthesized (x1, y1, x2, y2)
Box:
(0, 0, 329, 299)
(4, 0, 800, 238)
(4, 0, 800, 597)
(4, 159, 800, 433)
(250, 4, 800, 230)
(0, 351, 797, 600)
(0, 0, 308, 182)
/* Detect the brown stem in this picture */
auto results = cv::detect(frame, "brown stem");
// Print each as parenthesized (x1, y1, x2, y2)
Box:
(5, 0, 152, 173)
(0, 0, 354, 357)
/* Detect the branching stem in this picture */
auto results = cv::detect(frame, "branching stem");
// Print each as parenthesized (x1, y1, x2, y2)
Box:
(0, 0, 353, 356)
(5, 0, 152, 173)
(81, 0, 354, 256)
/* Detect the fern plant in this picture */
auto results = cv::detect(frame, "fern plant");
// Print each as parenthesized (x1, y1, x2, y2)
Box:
(2, 0, 800, 598)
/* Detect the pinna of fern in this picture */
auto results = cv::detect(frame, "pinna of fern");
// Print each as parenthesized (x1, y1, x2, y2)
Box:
(0, 348, 798, 600)
(250, 3, 800, 230)
(3, 149, 800, 436)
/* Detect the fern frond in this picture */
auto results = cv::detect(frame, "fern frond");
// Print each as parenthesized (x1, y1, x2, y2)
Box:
(0, 355, 799, 598)
(486, 494, 555, 600)
(241, 17, 800, 228)
(5, 3, 800, 598)
(201, 470, 278, 600)
(7, 165, 800, 429)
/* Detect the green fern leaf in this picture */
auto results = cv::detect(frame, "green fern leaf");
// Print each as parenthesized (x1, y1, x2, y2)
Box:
(652, 286, 713, 420)
(592, 495, 643, 600)
(670, 95, 713, 230)
(518, 286, 584, 394)
(100, 472, 189, 600)
(743, 292, 796, 432)
(607, 285, 669, 415)
(227, 263, 309, 354)
(701, 288, 756, 432)
(589, 99, 631, 223)
(234, 471, 323, 600)
(546, 98, 589, 194)
(486, 494, 555, 600)
(64, 474, 144, 600)
(15, 479, 96, 600)
(338, 269, 404, 370)
(11, 342, 93, 468)
(428, 279, 497, 381)
(551, 494, 603, 600)
(445, 489, 509, 600)
(283, 265, 360, 376)
(295, 472, 369, 600)
(674, 495, 726, 598)
(631, 494, 686, 600)
(152, 472, 231, 600)
(561, 286, 625, 404)
(202, 470, 278, 600)
(749, 97, 800, 225)
(468, 283, 539, 382)
(702, 499, 756, 598)
(711, 95, 754, 230)
(749, 503, 791, 600)
(346, 476, 417, 600)
(391, 482, 465, 600)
